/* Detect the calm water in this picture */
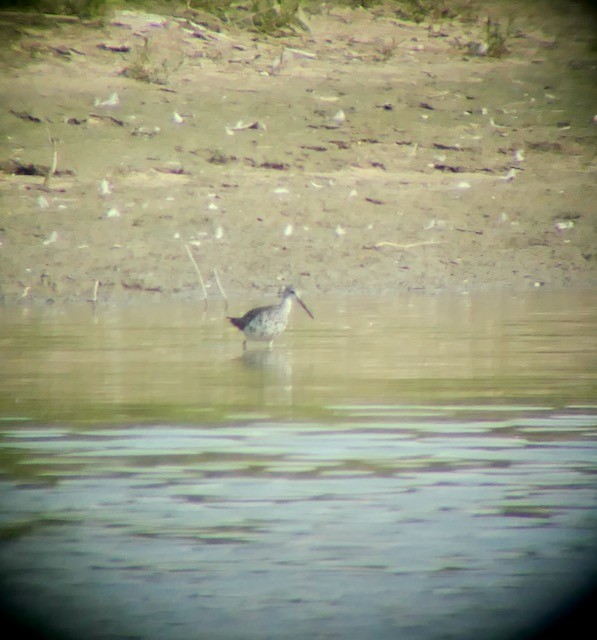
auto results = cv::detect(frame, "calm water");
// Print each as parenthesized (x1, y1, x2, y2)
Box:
(0, 290, 596, 640)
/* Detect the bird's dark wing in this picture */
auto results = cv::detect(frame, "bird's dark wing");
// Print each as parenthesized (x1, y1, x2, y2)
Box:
(228, 304, 272, 330)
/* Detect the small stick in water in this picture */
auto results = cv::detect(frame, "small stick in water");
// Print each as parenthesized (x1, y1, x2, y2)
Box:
(212, 267, 228, 312)
(185, 243, 208, 310)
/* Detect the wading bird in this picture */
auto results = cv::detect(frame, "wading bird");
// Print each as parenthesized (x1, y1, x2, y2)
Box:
(228, 285, 314, 350)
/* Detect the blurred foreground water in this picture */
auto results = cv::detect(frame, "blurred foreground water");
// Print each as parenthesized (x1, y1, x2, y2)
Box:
(0, 290, 595, 639)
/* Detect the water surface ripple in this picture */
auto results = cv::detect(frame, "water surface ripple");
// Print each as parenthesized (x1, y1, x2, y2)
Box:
(0, 291, 596, 639)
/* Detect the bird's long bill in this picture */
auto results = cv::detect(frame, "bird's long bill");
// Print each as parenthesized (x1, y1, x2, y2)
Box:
(296, 296, 314, 319)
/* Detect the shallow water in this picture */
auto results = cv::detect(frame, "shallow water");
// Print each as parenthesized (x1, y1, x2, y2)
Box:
(0, 290, 596, 640)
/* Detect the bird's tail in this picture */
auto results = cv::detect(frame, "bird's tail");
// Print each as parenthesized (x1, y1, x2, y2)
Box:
(228, 316, 244, 330)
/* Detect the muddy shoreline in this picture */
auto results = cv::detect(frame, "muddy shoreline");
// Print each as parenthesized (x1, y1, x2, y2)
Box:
(0, 2, 595, 306)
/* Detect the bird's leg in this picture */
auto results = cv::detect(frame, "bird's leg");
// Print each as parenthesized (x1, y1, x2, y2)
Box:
(243, 340, 247, 351)
(268, 340, 273, 351)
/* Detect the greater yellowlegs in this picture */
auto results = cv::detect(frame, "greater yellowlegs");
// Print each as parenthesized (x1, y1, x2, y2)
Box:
(228, 285, 314, 350)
